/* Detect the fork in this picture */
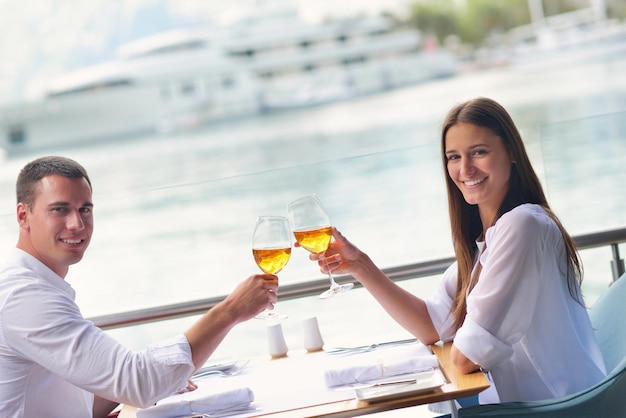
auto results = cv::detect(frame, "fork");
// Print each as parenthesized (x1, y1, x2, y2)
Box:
(193, 359, 250, 379)
(327, 338, 417, 355)
(326, 344, 379, 355)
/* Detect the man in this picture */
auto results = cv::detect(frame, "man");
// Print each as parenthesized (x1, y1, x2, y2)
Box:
(0, 156, 278, 418)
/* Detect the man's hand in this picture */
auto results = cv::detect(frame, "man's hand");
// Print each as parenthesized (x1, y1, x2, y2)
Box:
(222, 274, 279, 321)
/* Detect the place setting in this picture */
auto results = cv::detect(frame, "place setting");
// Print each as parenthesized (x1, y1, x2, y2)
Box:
(134, 382, 257, 418)
(191, 359, 251, 380)
(321, 340, 445, 402)
(133, 357, 256, 418)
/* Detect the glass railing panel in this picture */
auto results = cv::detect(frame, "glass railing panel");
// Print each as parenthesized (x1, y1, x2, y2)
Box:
(539, 111, 626, 233)
(75, 140, 451, 317)
(538, 111, 626, 304)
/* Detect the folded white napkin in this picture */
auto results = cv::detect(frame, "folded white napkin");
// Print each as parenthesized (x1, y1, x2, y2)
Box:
(136, 386, 254, 418)
(324, 354, 439, 387)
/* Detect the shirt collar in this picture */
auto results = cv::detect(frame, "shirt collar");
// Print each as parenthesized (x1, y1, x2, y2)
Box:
(8, 248, 76, 300)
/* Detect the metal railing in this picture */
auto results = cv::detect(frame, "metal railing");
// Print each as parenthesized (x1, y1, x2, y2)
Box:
(91, 227, 626, 330)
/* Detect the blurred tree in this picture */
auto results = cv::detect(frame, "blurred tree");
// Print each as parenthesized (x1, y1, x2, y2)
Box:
(406, 0, 459, 42)
(402, 0, 624, 48)
(605, 0, 626, 18)
(458, 0, 530, 46)
(543, 0, 582, 15)
(404, 0, 530, 47)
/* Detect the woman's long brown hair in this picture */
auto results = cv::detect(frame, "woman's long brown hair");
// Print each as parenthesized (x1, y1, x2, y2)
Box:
(440, 97, 583, 330)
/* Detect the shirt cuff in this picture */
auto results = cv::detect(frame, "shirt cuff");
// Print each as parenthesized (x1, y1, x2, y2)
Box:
(454, 317, 513, 371)
(425, 298, 456, 342)
(146, 333, 193, 365)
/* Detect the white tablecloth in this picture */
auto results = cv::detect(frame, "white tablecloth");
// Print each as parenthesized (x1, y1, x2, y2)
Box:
(180, 341, 436, 417)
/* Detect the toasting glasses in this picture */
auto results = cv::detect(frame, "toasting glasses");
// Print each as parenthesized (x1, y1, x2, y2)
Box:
(287, 195, 354, 298)
(252, 216, 291, 319)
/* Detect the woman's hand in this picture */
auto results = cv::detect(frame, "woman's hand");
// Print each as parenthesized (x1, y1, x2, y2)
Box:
(307, 227, 363, 276)
(450, 344, 481, 374)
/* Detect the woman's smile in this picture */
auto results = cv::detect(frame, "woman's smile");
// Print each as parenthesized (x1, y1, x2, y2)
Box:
(463, 177, 487, 187)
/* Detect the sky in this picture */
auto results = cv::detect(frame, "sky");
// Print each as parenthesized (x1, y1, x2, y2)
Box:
(0, 0, 411, 106)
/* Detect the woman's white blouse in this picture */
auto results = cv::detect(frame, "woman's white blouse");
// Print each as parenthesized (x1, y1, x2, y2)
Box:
(0, 249, 195, 418)
(426, 204, 606, 403)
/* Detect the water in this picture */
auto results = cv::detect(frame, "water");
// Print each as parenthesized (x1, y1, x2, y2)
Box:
(1, 54, 626, 368)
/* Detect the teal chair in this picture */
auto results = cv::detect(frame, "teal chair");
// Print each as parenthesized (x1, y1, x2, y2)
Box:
(457, 273, 626, 417)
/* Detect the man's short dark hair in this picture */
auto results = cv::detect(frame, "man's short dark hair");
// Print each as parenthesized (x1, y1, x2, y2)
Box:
(16, 156, 92, 207)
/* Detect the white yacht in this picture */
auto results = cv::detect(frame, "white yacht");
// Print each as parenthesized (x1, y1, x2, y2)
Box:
(0, 9, 458, 156)
(508, 1, 626, 68)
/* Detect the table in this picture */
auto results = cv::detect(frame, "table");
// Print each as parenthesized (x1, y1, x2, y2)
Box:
(119, 341, 489, 418)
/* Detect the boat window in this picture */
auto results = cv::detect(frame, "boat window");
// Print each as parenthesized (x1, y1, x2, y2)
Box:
(303, 64, 316, 72)
(180, 81, 196, 96)
(368, 29, 389, 37)
(299, 40, 311, 49)
(228, 49, 257, 59)
(336, 34, 349, 43)
(221, 76, 235, 88)
(8, 125, 26, 144)
(341, 56, 367, 65)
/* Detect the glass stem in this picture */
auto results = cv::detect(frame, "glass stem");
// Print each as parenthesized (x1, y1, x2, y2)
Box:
(323, 258, 340, 289)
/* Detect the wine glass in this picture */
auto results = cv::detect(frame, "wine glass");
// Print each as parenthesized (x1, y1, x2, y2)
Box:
(287, 195, 354, 299)
(252, 216, 292, 319)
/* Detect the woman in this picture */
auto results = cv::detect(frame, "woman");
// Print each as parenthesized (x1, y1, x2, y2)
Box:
(312, 97, 606, 403)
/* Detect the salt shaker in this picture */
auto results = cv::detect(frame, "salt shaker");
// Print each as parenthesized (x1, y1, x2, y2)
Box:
(267, 322, 289, 358)
(302, 316, 324, 352)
